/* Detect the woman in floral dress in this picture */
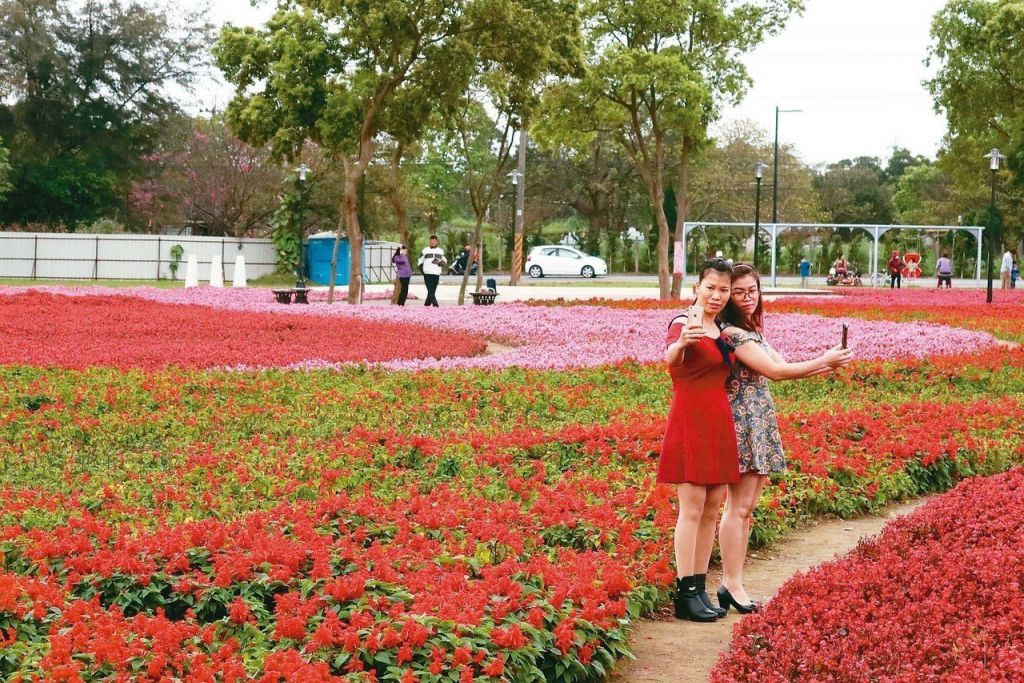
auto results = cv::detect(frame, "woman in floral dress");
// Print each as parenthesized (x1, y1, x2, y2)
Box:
(716, 264, 854, 613)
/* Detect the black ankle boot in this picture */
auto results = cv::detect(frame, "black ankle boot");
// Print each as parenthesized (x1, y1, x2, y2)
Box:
(694, 574, 726, 617)
(717, 585, 759, 615)
(673, 576, 718, 622)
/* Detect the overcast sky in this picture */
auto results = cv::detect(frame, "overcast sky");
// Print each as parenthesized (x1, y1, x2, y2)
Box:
(188, 0, 950, 167)
(718, 0, 950, 167)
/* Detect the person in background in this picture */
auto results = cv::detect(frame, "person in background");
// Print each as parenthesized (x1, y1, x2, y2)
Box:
(419, 235, 446, 307)
(887, 250, 903, 289)
(1001, 246, 1014, 289)
(833, 254, 848, 278)
(935, 252, 953, 289)
(391, 245, 413, 305)
(1012, 258, 1019, 289)
(798, 257, 811, 288)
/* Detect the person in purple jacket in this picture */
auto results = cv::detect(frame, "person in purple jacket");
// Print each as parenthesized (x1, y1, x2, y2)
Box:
(935, 252, 953, 289)
(392, 245, 413, 305)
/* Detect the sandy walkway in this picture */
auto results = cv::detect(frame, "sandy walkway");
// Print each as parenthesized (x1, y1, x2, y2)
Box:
(609, 498, 926, 682)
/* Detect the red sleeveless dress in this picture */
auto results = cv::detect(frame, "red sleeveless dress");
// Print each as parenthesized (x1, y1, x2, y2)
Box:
(657, 322, 741, 485)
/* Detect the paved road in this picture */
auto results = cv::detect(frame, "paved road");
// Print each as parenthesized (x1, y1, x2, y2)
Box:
(353, 273, 992, 306)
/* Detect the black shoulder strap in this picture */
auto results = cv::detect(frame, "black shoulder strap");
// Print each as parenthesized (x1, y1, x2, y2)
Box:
(667, 314, 688, 330)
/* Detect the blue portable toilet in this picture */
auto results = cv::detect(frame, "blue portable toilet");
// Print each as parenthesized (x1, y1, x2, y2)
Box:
(306, 233, 350, 285)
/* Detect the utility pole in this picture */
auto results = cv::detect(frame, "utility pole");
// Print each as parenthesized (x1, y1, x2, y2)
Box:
(509, 130, 527, 285)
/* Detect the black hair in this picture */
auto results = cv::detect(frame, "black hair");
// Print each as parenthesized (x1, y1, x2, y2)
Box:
(429, 234, 438, 241)
(696, 257, 734, 283)
(721, 263, 763, 333)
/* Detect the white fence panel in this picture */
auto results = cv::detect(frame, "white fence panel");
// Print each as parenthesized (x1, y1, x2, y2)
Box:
(0, 232, 279, 281)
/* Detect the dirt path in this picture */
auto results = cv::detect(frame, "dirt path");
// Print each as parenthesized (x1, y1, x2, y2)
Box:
(609, 498, 926, 683)
(484, 341, 516, 355)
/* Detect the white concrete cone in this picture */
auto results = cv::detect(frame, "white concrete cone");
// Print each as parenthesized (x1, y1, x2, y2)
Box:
(209, 254, 225, 287)
(232, 255, 248, 288)
(184, 255, 199, 288)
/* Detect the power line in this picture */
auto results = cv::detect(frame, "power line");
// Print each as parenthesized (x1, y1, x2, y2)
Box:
(745, 93, 932, 101)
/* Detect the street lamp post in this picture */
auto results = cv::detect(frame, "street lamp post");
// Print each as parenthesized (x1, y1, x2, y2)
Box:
(753, 161, 766, 269)
(983, 149, 1004, 304)
(295, 164, 311, 289)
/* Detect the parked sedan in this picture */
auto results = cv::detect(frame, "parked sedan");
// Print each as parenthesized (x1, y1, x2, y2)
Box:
(525, 246, 608, 278)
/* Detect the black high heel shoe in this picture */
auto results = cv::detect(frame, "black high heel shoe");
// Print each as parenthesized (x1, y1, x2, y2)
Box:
(674, 577, 719, 622)
(717, 585, 759, 614)
(694, 573, 726, 617)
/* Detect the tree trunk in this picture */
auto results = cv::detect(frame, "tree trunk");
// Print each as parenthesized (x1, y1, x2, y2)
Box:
(653, 178, 671, 299)
(671, 140, 694, 299)
(344, 168, 364, 305)
(475, 230, 485, 292)
(327, 201, 346, 305)
(388, 143, 410, 247)
(458, 217, 484, 305)
(388, 143, 409, 304)
(631, 127, 670, 298)
(327, 149, 368, 305)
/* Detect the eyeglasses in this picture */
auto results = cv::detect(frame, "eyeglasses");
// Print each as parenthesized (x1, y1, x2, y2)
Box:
(731, 288, 759, 300)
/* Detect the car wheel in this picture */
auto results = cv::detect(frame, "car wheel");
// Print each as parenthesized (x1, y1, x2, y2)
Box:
(529, 265, 543, 278)
(581, 265, 595, 278)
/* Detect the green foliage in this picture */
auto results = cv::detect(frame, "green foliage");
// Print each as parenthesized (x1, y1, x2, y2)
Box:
(813, 157, 893, 225)
(0, 0, 214, 226)
(213, 0, 580, 302)
(927, 0, 1024, 248)
(892, 163, 956, 226)
(168, 244, 184, 279)
(83, 217, 127, 234)
(270, 187, 303, 274)
(535, 0, 804, 295)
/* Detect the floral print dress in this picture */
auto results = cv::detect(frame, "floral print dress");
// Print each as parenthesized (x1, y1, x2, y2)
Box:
(724, 329, 787, 474)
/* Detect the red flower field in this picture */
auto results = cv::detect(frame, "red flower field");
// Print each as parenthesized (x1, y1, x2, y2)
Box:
(1, 285, 1022, 680)
(711, 467, 1024, 682)
(0, 292, 487, 369)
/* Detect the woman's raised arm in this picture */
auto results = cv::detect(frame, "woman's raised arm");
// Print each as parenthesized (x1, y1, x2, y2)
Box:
(724, 327, 852, 381)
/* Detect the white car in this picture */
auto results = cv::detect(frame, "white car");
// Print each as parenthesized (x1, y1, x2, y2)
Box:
(525, 246, 608, 278)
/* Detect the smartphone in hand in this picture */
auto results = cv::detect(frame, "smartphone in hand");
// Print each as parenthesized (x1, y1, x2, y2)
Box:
(688, 304, 704, 329)
(841, 323, 849, 349)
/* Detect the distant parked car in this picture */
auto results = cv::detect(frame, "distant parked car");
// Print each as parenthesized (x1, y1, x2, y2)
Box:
(525, 246, 608, 279)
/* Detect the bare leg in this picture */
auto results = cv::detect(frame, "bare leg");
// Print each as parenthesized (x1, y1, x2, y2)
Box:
(694, 485, 727, 573)
(744, 476, 768, 540)
(719, 473, 768, 604)
(674, 483, 707, 578)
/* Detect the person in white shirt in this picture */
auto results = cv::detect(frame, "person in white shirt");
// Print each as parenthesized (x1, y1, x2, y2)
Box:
(1001, 246, 1015, 290)
(419, 235, 447, 307)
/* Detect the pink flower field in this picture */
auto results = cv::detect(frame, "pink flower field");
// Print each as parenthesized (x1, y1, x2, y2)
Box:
(0, 286, 999, 370)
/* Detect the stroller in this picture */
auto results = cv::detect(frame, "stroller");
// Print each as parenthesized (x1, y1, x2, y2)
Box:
(826, 266, 862, 287)
(448, 250, 478, 276)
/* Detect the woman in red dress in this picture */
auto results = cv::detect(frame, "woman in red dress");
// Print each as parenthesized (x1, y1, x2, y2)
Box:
(659, 258, 739, 622)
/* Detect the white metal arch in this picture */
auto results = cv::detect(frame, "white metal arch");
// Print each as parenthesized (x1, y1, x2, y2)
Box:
(679, 222, 986, 287)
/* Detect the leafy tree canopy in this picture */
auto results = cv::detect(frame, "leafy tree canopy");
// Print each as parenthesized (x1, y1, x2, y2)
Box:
(0, 0, 213, 226)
